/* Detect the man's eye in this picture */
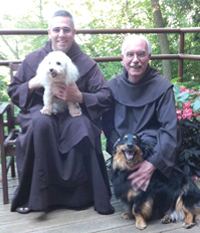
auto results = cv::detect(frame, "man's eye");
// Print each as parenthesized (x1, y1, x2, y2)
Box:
(63, 28, 71, 33)
(137, 51, 146, 57)
(52, 28, 60, 33)
(57, 62, 61, 65)
(126, 52, 133, 57)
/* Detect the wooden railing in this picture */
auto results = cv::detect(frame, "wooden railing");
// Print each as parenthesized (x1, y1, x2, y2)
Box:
(1, 28, 200, 78)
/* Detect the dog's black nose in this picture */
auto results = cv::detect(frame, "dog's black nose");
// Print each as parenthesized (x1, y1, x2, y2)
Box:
(49, 68, 54, 72)
(127, 143, 133, 150)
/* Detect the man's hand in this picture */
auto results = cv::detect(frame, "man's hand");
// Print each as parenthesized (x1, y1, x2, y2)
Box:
(128, 161, 156, 192)
(51, 82, 83, 103)
(28, 75, 43, 92)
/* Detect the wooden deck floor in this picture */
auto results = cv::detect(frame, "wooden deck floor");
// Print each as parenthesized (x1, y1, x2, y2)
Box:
(0, 168, 200, 233)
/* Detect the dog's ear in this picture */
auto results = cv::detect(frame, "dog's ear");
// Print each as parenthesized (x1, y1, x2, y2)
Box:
(112, 138, 121, 156)
(141, 140, 152, 159)
(66, 59, 79, 83)
(132, 135, 152, 159)
(133, 135, 141, 144)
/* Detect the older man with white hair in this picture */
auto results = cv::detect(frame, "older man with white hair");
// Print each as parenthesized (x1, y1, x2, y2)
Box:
(102, 34, 181, 192)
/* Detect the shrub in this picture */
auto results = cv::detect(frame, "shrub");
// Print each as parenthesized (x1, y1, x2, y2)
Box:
(172, 79, 200, 177)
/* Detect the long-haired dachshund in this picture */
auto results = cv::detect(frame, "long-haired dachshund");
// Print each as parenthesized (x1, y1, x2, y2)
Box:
(110, 133, 200, 230)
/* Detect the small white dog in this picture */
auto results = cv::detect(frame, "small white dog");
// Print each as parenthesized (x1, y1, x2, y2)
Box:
(37, 51, 82, 117)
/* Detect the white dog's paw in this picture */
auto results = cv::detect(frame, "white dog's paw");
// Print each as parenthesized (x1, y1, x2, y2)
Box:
(70, 109, 82, 117)
(68, 102, 82, 117)
(40, 106, 52, 115)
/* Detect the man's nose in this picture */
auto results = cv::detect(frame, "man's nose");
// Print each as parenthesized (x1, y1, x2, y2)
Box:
(58, 29, 65, 36)
(132, 53, 139, 62)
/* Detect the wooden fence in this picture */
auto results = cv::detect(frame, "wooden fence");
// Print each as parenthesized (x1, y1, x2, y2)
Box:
(1, 27, 200, 78)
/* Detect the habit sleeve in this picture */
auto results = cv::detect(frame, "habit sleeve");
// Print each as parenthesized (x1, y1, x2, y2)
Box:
(101, 102, 120, 155)
(147, 88, 179, 177)
(8, 59, 42, 111)
(81, 65, 112, 121)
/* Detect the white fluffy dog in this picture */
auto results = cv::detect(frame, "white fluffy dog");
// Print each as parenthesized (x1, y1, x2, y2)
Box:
(37, 51, 82, 117)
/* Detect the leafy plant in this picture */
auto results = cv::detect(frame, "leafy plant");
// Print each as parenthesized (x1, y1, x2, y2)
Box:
(0, 73, 10, 104)
(172, 78, 200, 177)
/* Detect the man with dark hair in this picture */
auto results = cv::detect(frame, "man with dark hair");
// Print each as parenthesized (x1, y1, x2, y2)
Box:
(102, 34, 181, 192)
(8, 10, 114, 215)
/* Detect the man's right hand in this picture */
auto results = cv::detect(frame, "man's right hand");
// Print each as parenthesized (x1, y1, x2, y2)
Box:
(127, 161, 156, 192)
(28, 75, 43, 92)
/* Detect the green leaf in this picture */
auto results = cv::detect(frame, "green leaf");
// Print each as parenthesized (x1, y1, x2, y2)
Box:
(173, 83, 180, 94)
(192, 99, 200, 112)
(171, 77, 182, 83)
(175, 91, 190, 102)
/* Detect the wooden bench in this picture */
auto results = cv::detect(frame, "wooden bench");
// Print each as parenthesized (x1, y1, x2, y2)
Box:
(0, 62, 21, 204)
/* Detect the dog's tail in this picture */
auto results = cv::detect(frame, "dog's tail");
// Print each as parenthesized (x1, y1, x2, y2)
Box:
(175, 185, 200, 226)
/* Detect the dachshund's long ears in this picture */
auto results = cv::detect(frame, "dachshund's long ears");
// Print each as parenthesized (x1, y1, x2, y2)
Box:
(141, 143, 152, 160)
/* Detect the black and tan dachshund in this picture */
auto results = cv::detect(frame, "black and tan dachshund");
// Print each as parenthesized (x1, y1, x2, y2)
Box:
(110, 133, 200, 230)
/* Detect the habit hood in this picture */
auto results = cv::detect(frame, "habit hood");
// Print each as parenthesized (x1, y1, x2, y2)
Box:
(108, 65, 173, 106)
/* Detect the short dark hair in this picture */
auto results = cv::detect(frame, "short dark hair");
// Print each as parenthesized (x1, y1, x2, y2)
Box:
(49, 10, 75, 29)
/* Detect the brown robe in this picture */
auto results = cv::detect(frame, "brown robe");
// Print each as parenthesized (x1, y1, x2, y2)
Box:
(8, 40, 113, 214)
(102, 65, 182, 178)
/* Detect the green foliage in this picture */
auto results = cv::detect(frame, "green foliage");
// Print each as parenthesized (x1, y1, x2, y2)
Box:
(78, 32, 123, 80)
(178, 119, 200, 177)
(159, 0, 200, 84)
(172, 78, 200, 120)
(0, 74, 10, 104)
(171, 79, 200, 176)
(0, 1, 49, 60)
(101, 133, 107, 152)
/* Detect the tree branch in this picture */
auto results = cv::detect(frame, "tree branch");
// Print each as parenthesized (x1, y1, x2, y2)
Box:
(0, 35, 19, 59)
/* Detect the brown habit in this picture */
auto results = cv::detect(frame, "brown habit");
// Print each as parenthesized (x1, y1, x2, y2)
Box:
(102, 65, 182, 178)
(8, 40, 113, 214)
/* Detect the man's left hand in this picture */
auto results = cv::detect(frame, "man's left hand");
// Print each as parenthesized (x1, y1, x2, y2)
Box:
(128, 161, 156, 192)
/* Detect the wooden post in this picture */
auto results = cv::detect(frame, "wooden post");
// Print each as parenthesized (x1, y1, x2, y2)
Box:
(178, 32, 184, 81)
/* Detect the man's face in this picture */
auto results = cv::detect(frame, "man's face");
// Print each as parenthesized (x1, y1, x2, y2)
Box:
(122, 38, 151, 83)
(48, 16, 76, 53)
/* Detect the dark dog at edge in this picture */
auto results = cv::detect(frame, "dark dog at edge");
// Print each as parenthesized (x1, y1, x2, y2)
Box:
(110, 133, 200, 230)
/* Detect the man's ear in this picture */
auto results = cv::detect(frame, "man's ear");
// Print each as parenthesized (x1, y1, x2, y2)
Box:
(47, 29, 51, 39)
(146, 53, 151, 64)
(121, 54, 125, 64)
(73, 29, 76, 36)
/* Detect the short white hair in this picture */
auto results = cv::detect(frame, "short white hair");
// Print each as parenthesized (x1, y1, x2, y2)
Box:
(121, 34, 152, 56)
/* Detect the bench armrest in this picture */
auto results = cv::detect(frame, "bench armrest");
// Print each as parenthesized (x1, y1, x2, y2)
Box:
(0, 103, 11, 115)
